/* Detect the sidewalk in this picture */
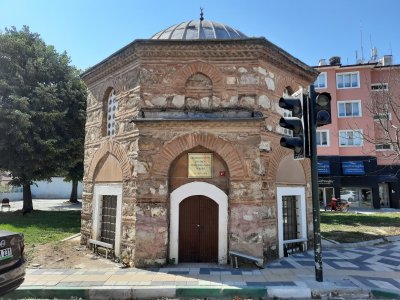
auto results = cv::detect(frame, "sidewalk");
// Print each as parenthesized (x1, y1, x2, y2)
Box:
(5, 238, 400, 300)
(4, 198, 82, 212)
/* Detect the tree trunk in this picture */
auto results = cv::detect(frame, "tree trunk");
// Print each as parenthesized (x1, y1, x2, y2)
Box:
(22, 183, 33, 214)
(69, 179, 78, 203)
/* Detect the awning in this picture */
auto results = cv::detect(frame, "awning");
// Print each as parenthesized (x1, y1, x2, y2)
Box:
(378, 175, 398, 183)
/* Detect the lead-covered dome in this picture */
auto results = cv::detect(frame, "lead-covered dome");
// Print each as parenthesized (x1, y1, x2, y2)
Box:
(151, 19, 247, 40)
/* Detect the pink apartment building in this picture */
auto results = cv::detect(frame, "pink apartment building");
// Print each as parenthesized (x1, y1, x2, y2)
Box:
(314, 55, 400, 209)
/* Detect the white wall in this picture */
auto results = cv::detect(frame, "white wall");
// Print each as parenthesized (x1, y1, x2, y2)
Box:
(0, 191, 23, 201)
(30, 177, 83, 199)
(1, 177, 83, 201)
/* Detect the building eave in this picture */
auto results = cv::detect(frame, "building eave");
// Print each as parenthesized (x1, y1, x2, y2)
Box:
(81, 38, 317, 85)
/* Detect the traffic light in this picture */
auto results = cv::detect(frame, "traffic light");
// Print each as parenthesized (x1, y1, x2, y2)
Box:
(315, 92, 332, 127)
(278, 94, 308, 160)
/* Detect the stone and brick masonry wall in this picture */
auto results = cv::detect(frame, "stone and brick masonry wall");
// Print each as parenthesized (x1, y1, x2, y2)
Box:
(81, 40, 315, 266)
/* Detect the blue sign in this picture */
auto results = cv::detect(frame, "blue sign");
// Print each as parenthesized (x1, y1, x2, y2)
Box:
(318, 161, 331, 175)
(342, 161, 365, 175)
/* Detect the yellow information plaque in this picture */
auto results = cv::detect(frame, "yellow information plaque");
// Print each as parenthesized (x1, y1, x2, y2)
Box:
(188, 153, 213, 178)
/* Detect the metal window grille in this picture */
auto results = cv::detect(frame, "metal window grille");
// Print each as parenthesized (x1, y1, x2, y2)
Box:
(107, 89, 118, 136)
(283, 195, 298, 241)
(283, 195, 303, 255)
(100, 195, 117, 246)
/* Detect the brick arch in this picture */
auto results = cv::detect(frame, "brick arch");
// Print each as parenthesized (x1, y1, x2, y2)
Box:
(267, 144, 289, 180)
(150, 133, 247, 180)
(172, 61, 224, 94)
(275, 75, 298, 97)
(267, 140, 309, 184)
(87, 141, 131, 182)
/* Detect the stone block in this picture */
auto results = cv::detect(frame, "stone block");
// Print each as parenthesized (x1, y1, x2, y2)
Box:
(150, 96, 167, 107)
(255, 66, 267, 76)
(200, 97, 210, 109)
(239, 74, 259, 85)
(172, 95, 185, 108)
(265, 77, 275, 90)
(226, 76, 236, 85)
(239, 95, 256, 107)
(258, 95, 271, 109)
(259, 141, 271, 152)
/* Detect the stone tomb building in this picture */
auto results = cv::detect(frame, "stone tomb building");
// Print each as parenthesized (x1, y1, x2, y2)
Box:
(80, 19, 318, 267)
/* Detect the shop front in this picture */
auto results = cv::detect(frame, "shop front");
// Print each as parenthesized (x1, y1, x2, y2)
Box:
(317, 156, 399, 209)
(318, 156, 380, 208)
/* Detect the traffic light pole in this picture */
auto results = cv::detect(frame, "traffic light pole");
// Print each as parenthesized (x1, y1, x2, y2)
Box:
(308, 85, 323, 282)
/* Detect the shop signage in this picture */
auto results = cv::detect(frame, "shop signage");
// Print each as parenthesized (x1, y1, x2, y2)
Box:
(318, 179, 334, 185)
(188, 153, 213, 178)
(342, 161, 365, 175)
(317, 161, 331, 175)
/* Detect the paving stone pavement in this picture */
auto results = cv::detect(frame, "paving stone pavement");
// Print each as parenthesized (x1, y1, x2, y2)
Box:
(4, 238, 400, 299)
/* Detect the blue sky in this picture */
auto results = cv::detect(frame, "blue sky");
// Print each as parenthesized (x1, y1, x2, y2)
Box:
(1, 0, 399, 71)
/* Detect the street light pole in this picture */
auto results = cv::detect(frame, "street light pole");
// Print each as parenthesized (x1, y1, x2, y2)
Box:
(308, 84, 323, 282)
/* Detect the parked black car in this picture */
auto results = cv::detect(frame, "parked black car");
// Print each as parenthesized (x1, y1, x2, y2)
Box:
(0, 230, 26, 297)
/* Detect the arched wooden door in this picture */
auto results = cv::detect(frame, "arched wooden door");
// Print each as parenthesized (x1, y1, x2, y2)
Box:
(179, 195, 218, 262)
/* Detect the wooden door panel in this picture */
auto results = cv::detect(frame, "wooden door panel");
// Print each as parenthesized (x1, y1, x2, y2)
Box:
(178, 195, 218, 263)
(179, 196, 200, 262)
(199, 198, 218, 262)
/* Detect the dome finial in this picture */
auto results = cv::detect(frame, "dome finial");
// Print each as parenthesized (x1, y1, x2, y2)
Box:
(200, 7, 204, 21)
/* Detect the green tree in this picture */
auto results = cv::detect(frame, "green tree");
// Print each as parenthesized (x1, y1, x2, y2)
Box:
(0, 26, 86, 212)
(60, 69, 86, 203)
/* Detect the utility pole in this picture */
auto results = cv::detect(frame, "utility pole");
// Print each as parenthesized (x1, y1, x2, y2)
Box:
(308, 84, 331, 282)
(308, 85, 322, 282)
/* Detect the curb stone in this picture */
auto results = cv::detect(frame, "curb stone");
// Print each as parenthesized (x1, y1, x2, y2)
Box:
(321, 235, 400, 249)
(89, 286, 176, 299)
(7, 286, 268, 300)
(311, 288, 371, 299)
(371, 289, 400, 299)
(267, 287, 310, 299)
(4, 287, 87, 299)
(7, 286, 400, 299)
(175, 286, 267, 298)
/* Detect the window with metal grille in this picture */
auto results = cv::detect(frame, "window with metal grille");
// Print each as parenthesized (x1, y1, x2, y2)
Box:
(100, 195, 117, 246)
(107, 89, 118, 136)
(283, 195, 301, 254)
(283, 195, 298, 241)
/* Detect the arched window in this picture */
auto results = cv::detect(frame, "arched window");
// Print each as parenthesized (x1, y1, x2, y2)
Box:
(107, 89, 118, 136)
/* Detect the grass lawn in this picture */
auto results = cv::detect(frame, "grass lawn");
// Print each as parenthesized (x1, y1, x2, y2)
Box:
(0, 210, 81, 246)
(1, 210, 399, 250)
(321, 211, 400, 243)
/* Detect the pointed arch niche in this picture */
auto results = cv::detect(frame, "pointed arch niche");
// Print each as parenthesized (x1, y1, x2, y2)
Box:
(93, 153, 123, 182)
(185, 73, 213, 99)
(169, 145, 229, 193)
(150, 133, 247, 181)
(86, 141, 131, 258)
(276, 155, 306, 185)
(87, 141, 131, 183)
(171, 61, 224, 96)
